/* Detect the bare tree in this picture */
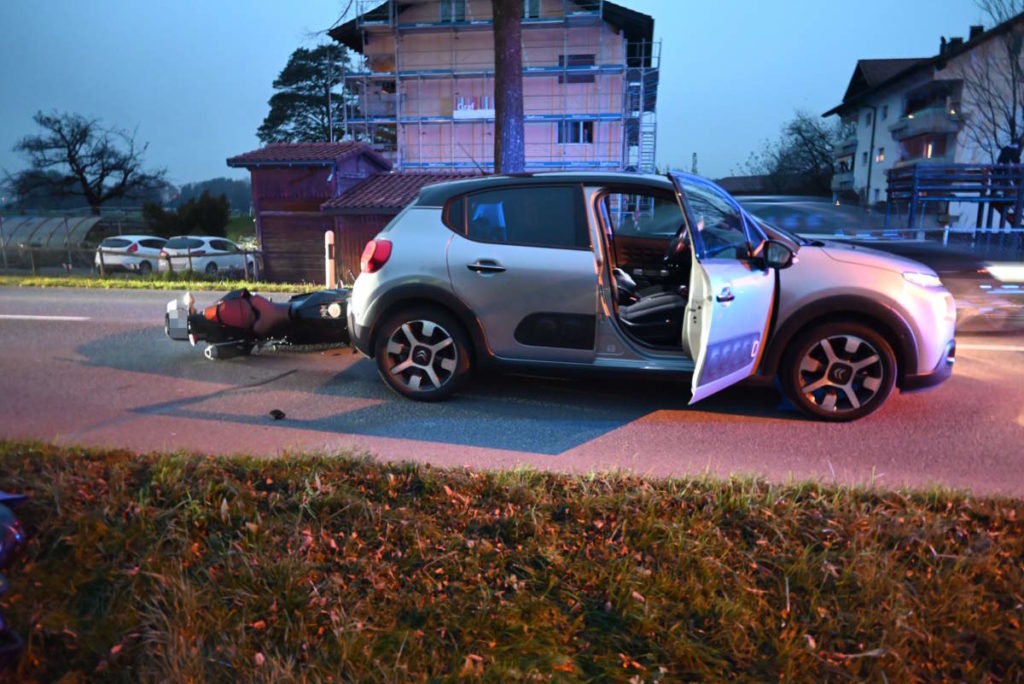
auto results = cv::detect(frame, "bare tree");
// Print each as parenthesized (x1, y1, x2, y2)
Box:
(492, 0, 525, 173)
(958, 1, 1024, 161)
(9, 111, 165, 215)
(743, 112, 838, 195)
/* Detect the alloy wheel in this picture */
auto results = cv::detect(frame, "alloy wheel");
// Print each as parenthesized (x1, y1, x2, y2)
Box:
(796, 334, 885, 413)
(382, 319, 459, 392)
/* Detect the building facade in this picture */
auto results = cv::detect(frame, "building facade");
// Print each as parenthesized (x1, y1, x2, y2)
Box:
(329, 0, 659, 172)
(825, 15, 1024, 220)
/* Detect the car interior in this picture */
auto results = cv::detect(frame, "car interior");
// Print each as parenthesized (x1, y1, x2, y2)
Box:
(597, 188, 693, 348)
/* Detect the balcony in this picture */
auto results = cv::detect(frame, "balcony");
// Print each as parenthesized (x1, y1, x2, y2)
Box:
(835, 135, 858, 156)
(889, 107, 961, 141)
(831, 171, 854, 193)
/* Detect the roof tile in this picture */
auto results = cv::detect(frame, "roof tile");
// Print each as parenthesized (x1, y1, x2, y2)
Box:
(322, 171, 479, 211)
(227, 141, 388, 167)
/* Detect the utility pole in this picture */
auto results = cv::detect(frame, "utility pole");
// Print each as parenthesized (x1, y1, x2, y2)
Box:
(691, 152, 698, 175)
(327, 47, 334, 142)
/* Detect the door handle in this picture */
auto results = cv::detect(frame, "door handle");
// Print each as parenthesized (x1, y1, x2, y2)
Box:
(466, 260, 506, 274)
(716, 287, 735, 303)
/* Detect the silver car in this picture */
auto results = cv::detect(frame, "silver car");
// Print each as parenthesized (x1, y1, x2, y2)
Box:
(348, 172, 956, 421)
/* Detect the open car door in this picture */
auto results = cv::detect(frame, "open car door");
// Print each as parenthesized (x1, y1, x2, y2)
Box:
(669, 172, 776, 404)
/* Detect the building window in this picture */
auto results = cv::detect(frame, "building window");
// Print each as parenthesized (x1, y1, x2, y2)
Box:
(865, 111, 872, 126)
(881, 105, 888, 120)
(523, 0, 540, 18)
(558, 120, 594, 144)
(862, 151, 868, 165)
(876, 147, 885, 162)
(559, 54, 596, 84)
(900, 133, 947, 161)
(440, 0, 466, 22)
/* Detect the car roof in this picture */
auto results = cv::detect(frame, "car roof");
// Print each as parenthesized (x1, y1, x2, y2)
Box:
(415, 172, 676, 207)
(166, 235, 233, 242)
(101, 234, 165, 242)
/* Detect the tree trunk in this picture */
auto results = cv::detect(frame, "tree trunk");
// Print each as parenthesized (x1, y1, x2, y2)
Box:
(492, 0, 525, 174)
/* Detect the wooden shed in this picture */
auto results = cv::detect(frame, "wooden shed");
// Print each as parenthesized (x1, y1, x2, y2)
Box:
(227, 142, 391, 283)
(321, 171, 476, 280)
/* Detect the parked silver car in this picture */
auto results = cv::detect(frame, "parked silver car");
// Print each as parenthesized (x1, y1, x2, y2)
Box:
(158, 236, 254, 277)
(94, 235, 166, 274)
(348, 172, 956, 421)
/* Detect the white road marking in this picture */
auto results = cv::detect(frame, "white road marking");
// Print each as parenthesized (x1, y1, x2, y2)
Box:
(0, 314, 91, 322)
(958, 343, 1024, 352)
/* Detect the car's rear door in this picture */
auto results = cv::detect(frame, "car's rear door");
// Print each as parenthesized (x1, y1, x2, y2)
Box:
(669, 173, 776, 404)
(446, 184, 598, 362)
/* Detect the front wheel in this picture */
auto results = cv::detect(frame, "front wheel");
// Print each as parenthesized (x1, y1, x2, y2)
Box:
(374, 307, 471, 401)
(779, 322, 897, 422)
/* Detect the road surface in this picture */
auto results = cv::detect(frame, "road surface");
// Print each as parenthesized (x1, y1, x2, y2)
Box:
(1, 287, 1022, 496)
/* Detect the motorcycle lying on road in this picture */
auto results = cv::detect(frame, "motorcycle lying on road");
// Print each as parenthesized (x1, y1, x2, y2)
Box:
(165, 288, 350, 359)
(0, 490, 27, 670)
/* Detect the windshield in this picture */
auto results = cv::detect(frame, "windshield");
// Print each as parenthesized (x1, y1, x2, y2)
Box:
(752, 215, 810, 246)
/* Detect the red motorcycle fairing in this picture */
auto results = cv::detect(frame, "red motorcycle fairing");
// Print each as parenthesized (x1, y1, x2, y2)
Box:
(202, 289, 290, 336)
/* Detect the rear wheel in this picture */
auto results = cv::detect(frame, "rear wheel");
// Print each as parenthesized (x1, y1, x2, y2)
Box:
(780, 322, 897, 422)
(374, 307, 471, 401)
(138, 260, 152, 275)
(205, 261, 218, 276)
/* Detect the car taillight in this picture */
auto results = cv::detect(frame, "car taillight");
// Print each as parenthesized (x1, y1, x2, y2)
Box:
(160, 250, 168, 257)
(127, 242, 138, 253)
(360, 239, 392, 274)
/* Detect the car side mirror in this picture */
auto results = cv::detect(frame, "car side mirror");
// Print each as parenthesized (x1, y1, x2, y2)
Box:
(764, 240, 796, 270)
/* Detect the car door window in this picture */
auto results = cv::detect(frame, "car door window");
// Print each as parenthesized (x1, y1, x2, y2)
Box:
(459, 186, 589, 249)
(680, 181, 762, 259)
(140, 239, 165, 250)
(602, 191, 681, 238)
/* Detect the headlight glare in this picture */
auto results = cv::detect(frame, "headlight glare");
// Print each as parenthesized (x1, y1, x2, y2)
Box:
(903, 271, 943, 288)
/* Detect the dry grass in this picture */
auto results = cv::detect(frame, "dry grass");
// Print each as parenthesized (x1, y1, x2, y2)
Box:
(0, 274, 311, 293)
(1, 440, 1022, 682)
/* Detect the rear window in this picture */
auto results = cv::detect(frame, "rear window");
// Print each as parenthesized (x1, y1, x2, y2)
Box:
(447, 185, 589, 249)
(100, 238, 131, 248)
(165, 237, 205, 249)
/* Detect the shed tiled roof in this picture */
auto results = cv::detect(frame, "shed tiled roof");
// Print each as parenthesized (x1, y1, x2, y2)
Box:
(322, 171, 479, 213)
(227, 141, 390, 169)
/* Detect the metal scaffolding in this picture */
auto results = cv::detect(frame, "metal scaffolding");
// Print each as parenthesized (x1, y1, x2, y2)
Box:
(340, 0, 659, 172)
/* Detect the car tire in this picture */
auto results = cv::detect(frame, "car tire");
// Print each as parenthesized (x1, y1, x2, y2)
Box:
(138, 260, 152, 276)
(373, 306, 471, 401)
(779, 322, 897, 422)
(205, 262, 218, 276)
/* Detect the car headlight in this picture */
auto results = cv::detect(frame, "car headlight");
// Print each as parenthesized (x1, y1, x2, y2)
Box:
(903, 272, 944, 288)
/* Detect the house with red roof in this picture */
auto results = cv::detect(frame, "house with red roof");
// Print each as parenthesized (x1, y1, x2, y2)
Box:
(228, 141, 474, 282)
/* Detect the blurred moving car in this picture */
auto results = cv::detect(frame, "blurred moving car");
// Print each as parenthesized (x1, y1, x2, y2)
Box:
(158, 236, 256, 277)
(739, 196, 1024, 333)
(94, 235, 166, 275)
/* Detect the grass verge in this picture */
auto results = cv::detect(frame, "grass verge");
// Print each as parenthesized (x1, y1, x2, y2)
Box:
(0, 274, 314, 293)
(1, 440, 1022, 682)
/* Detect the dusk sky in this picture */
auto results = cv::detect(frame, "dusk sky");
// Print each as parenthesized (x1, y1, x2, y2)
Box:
(0, 0, 987, 187)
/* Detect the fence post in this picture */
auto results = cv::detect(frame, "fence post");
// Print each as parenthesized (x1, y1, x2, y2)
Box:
(0, 215, 7, 270)
(187, 247, 193, 275)
(906, 166, 918, 230)
(98, 247, 106, 277)
(63, 217, 73, 272)
(29, 247, 37, 276)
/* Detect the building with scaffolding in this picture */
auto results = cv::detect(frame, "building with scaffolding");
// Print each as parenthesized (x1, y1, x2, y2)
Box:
(329, 0, 659, 173)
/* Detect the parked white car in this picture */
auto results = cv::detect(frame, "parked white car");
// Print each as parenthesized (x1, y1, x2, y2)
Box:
(94, 235, 167, 275)
(158, 236, 255, 277)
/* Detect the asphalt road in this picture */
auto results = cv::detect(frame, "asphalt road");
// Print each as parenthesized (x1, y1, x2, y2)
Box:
(1, 287, 1023, 496)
